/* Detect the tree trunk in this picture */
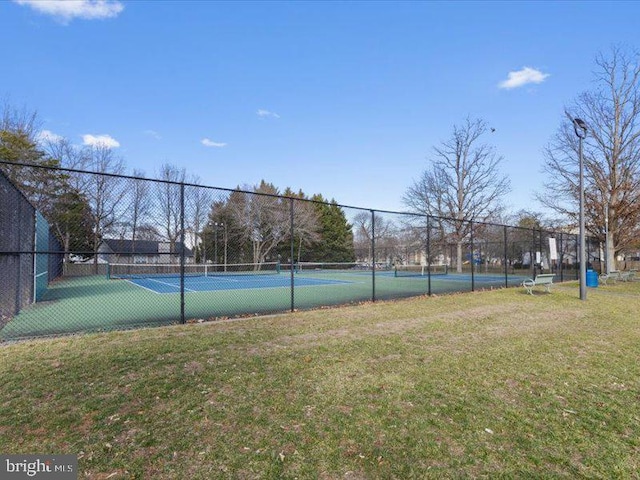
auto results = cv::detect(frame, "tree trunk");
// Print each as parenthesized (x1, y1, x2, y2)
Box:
(606, 231, 616, 273)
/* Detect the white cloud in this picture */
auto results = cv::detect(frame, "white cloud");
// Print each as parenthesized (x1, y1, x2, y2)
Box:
(144, 129, 162, 140)
(37, 129, 63, 143)
(201, 138, 227, 148)
(257, 109, 280, 119)
(499, 67, 550, 90)
(82, 134, 120, 148)
(13, 0, 124, 23)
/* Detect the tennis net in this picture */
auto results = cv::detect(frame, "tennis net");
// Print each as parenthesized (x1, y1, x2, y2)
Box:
(292, 262, 371, 274)
(107, 262, 280, 280)
(394, 264, 448, 277)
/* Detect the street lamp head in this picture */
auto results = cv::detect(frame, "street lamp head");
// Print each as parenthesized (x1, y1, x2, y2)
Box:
(573, 118, 588, 139)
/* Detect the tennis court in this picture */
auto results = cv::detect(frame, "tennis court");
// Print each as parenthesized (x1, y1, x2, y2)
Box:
(0, 262, 534, 341)
(0, 160, 591, 342)
(127, 273, 352, 294)
(107, 261, 358, 293)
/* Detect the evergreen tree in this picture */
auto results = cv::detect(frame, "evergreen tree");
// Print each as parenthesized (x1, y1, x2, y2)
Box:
(310, 194, 355, 263)
(282, 188, 321, 263)
(49, 188, 95, 257)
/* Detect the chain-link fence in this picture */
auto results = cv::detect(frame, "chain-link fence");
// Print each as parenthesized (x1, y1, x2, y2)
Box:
(0, 160, 599, 341)
(0, 169, 64, 329)
(1, 169, 35, 326)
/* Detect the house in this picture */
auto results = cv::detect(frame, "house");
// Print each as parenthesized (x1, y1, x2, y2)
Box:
(98, 239, 194, 265)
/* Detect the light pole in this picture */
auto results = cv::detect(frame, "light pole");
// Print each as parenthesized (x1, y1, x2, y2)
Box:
(573, 118, 588, 301)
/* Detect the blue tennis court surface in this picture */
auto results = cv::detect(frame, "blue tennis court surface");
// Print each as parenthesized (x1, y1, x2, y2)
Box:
(129, 274, 353, 294)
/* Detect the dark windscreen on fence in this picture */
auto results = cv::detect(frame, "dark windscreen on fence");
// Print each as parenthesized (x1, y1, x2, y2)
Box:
(0, 169, 35, 325)
(0, 160, 590, 341)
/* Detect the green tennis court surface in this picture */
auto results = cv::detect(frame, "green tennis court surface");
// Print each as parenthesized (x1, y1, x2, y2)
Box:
(0, 270, 529, 341)
(128, 273, 351, 294)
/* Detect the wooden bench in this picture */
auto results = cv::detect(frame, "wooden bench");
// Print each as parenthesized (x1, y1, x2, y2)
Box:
(522, 274, 555, 295)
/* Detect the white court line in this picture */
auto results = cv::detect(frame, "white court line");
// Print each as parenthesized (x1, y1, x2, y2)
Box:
(126, 280, 161, 294)
(129, 276, 353, 294)
(148, 278, 196, 292)
(127, 278, 196, 294)
(204, 275, 240, 282)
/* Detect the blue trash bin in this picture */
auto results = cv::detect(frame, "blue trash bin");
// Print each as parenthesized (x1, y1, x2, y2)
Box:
(586, 269, 598, 287)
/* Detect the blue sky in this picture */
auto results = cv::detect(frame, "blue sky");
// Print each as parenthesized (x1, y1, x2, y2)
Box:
(2, 0, 639, 214)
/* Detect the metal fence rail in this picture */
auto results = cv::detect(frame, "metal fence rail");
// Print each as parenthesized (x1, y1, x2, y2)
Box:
(0, 160, 599, 340)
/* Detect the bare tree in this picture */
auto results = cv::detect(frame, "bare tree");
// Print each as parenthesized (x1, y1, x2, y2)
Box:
(351, 211, 396, 264)
(403, 117, 510, 272)
(0, 104, 64, 213)
(227, 181, 290, 266)
(202, 197, 242, 264)
(352, 211, 374, 262)
(155, 163, 186, 256)
(0, 102, 40, 169)
(185, 175, 214, 260)
(539, 47, 640, 271)
(78, 145, 127, 270)
(126, 170, 154, 251)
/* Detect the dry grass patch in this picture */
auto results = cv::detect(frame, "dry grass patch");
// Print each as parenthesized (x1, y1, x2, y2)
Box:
(1, 285, 640, 478)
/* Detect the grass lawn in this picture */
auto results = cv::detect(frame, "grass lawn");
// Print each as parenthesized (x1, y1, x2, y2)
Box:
(1, 282, 639, 478)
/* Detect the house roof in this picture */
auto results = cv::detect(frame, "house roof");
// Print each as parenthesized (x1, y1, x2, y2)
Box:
(101, 239, 193, 256)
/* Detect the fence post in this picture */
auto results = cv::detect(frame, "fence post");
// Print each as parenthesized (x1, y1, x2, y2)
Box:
(17, 252, 23, 317)
(559, 233, 564, 282)
(427, 215, 431, 296)
(539, 229, 543, 271)
(371, 210, 376, 302)
(531, 228, 536, 278)
(180, 182, 186, 325)
(503, 225, 508, 288)
(290, 198, 295, 312)
(470, 220, 475, 292)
